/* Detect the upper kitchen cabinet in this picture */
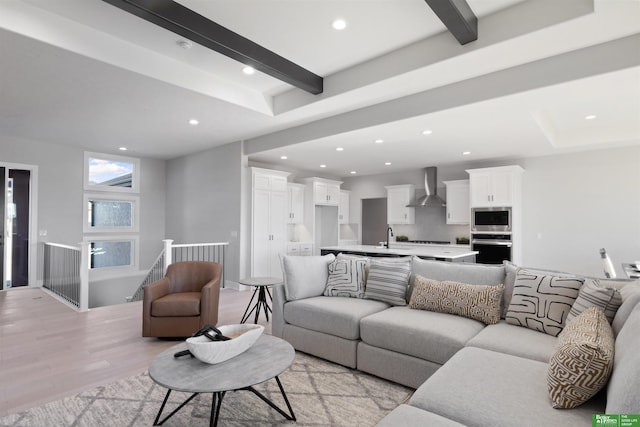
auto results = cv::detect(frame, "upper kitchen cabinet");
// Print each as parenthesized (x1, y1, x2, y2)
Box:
(443, 180, 470, 224)
(339, 190, 350, 224)
(385, 184, 415, 225)
(310, 178, 342, 206)
(287, 183, 305, 224)
(466, 166, 524, 207)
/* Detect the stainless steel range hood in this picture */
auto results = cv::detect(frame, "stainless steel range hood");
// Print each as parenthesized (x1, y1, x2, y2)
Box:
(406, 167, 446, 207)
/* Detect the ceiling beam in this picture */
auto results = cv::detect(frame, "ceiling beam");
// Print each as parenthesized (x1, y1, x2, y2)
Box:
(424, 0, 478, 45)
(101, 0, 323, 94)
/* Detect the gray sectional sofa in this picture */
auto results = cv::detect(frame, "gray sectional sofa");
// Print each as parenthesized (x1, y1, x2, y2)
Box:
(272, 255, 640, 426)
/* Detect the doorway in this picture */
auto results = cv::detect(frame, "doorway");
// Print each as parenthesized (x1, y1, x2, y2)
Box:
(361, 198, 387, 246)
(1, 165, 35, 289)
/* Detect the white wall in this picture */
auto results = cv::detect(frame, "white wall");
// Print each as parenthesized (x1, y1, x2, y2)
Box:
(0, 135, 166, 306)
(342, 145, 640, 277)
(165, 141, 244, 286)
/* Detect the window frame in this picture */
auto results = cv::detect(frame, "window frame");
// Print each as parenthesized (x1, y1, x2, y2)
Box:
(84, 235, 139, 273)
(83, 193, 140, 234)
(83, 151, 140, 193)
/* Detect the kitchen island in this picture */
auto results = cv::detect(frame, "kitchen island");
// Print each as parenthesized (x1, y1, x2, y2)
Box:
(320, 244, 478, 262)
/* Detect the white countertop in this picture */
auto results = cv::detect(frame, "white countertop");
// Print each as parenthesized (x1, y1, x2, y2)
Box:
(321, 244, 478, 260)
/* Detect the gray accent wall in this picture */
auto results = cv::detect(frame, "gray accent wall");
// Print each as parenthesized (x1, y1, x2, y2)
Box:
(165, 141, 244, 287)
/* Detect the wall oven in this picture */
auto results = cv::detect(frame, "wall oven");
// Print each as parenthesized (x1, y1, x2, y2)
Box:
(471, 207, 512, 232)
(472, 233, 512, 264)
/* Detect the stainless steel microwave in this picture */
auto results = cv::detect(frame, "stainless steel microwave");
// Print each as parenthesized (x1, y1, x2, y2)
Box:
(471, 207, 512, 232)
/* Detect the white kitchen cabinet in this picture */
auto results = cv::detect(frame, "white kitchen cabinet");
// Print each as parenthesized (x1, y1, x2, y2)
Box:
(286, 242, 313, 256)
(339, 190, 350, 224)
(313, 180, 341, 205)
(443, 180, 470, 224)
(466, 166, 524, 207)
(252, 168, 289, 278)
(385, 184, 415, 225)
(287, 183, 305, 224)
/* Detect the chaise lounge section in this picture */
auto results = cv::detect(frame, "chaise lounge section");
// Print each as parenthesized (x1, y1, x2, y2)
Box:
(272, 254, 640, 426)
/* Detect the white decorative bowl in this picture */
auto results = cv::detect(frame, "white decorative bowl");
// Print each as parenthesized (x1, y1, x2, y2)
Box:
(186, 324, 264, 364)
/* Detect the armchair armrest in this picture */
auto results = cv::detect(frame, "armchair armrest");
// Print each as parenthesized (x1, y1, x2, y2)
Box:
(142, 277, 170, 337)
(200, 275, 222, 326)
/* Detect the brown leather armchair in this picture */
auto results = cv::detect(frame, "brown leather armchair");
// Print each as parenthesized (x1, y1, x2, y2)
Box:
(142, 261, 222, 337)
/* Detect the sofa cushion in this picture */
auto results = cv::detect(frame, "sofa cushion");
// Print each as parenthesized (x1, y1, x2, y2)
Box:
(283, 296, 389, 340)
(506, 269, 584, 337)
(363, 258, 412, 306)
(409, 276, 504, 325)
(360, 306, 485, 365)
(282, 254, 335, 301)
(324, 254, 367, 298)
(606, 302, 640, 413)
(151, 292, 201, 317)
(465, 321, 557, 362)
(375, 405, 465, 427)
(566, 279, 622, 324)
(410, 347, 604, 427)
(547, 307, 614, 409)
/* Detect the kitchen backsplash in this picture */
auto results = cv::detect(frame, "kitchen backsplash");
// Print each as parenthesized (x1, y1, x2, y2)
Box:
(389, 207, 470, 244)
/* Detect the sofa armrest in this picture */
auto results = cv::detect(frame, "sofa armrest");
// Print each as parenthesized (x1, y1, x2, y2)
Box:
(272, 284, 287, 338)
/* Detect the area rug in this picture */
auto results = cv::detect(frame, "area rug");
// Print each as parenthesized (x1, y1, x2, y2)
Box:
(0, 352, 412, 426)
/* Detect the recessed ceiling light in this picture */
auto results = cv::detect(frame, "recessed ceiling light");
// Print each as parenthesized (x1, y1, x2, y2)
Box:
(320, 164, 327, 168)
(385, 162, 391, 165)
(336, 147, 344, 151)
(189, 119, 199, 125)
(332, 19, 347, 30)
(462, 151, 471, 156)
(119, 147, 127, 151)
(280, 155, 288, 160)
(243, 66, 255, 75)
(584, 114, 597, 120)
(422, 129, 433, 135)
(350, 171, 357, 174)
(375, 139, 384, 144)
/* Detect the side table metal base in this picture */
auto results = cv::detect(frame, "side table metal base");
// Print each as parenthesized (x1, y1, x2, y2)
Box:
(153, 375, 295, 427)
(240, 285, 273, 324)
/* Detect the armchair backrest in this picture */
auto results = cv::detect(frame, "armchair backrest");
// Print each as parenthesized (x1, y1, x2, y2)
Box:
(165, 261, 222, 293)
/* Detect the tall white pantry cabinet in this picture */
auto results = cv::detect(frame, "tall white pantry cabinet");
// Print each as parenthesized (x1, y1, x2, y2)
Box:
(251, 168, 289, 278)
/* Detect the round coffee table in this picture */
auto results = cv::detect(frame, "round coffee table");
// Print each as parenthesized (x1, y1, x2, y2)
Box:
(239, 277, 282, 324)
(149, 334, 296, 426)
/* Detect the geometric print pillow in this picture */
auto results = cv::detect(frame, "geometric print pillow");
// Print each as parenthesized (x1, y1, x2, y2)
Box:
(547, 306, 615, 409)
(324, 254, 367, 298)
(565, 279, 622, 325)
(409, 275, 505, 325)
(506, 269, 584, 337)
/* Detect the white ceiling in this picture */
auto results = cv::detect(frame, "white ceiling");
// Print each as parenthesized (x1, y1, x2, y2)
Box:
(0, 0, 639, 178)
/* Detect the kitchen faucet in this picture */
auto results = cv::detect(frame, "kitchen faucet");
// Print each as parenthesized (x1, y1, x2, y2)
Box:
(386, 227, 393, 248)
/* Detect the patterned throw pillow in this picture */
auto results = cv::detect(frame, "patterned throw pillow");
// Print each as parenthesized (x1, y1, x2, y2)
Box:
(547, 307, 615, 409)
(409, 275, 504, 325)
(566, 279, 622, 325)
(363, 258, 412, 306)
(506, 269, 584, 337)
(324, 255, 367, 298)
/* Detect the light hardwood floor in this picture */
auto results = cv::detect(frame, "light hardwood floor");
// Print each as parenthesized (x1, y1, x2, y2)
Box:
(0, 286, 268, 417)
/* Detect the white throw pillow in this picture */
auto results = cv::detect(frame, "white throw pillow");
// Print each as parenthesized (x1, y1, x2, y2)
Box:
(282, 254, 335, 301)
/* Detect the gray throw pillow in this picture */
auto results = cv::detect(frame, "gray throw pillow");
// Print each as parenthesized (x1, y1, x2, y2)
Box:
(506, 268, 584, 337)
(363, 258, 412, 306)
(282, 254, 335, 301)
(324, 254, 367, 298)
(566, 279, 622, 325)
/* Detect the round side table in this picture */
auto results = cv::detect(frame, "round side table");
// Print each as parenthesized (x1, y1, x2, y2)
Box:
(239, 277, 282, 324)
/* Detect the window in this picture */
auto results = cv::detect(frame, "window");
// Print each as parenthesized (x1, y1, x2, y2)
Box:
(84, 152, 140, 193)
(83, 194, 139, 233)
(83, 151, 140, 272)
(85, 236, 138, 270)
